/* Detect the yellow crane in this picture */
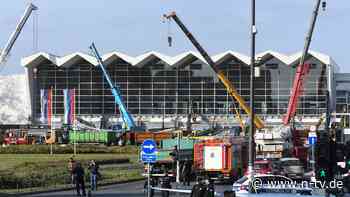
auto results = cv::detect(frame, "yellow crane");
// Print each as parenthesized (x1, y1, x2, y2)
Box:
(163, 12, 264, 129)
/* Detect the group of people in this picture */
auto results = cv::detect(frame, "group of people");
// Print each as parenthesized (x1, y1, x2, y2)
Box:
(68, 157, 100, 197)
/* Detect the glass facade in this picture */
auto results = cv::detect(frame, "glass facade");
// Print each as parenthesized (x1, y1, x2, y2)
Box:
(30, 55, 329, 122)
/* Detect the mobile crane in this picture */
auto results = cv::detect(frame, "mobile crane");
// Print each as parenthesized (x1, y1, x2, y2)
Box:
(281, 0, 326, 165)
(89, 43, 145, 145)
(283, 0, 326, 125)
(0, 3, 38, 64)
(163, 12, 264, 129)
(1, 3, 38, 145)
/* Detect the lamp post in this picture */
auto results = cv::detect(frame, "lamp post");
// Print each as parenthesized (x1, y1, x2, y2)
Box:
(248, 0, 257, 177)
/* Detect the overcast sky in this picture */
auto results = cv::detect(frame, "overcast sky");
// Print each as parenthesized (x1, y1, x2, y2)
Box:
(0, 0, 349, 75)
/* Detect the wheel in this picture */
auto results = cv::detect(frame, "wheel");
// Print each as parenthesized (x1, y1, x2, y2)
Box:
(117, 138, 125, 146)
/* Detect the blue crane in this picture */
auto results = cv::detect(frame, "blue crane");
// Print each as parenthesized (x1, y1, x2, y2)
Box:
(89, 42, 136, 130)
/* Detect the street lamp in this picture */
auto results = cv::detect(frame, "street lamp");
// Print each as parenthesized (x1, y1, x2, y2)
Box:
(248, 0, 257, 177)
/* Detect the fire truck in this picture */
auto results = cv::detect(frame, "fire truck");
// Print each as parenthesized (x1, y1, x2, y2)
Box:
(3, 129, 28, 145)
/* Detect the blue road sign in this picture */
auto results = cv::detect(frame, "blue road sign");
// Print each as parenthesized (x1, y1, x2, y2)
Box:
(141, 154, 156, 163)
(308, 136, 317, 145)
(141, 139, 157, 154)
(141, 139, 157, 163)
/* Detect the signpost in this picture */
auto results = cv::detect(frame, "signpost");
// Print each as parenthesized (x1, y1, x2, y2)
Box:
(308, 132, 317, 145)
(308, 132, 317, 173)
(141, 139, 157, 197)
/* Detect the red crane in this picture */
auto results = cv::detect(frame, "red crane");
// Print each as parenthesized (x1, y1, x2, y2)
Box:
(283, 0, 326, 125)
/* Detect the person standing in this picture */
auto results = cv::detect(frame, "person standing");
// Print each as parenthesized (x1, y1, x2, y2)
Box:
(190, 177, 206, 197)
(160, 172, 171, 197)
(73, 162, 86, 197)
(182, 160, 192, 186)
(88, 160, 99, 191)
(68, 157, 76, 184)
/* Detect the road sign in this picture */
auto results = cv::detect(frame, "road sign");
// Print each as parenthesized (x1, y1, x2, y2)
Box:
(308, 136, 317, 145)
(141, 139, 157, 163)
(142, 139, 157, 154)
(141, 154, 156, 163)
(308, 132, 317, 137)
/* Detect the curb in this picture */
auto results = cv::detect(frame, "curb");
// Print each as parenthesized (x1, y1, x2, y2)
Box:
(15, 178, 145, 196)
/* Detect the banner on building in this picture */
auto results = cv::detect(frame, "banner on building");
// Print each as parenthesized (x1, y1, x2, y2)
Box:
(40, 88, 52, 125)
(63, 89, 76, 125)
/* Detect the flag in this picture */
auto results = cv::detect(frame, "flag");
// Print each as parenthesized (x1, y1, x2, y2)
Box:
(48, 88, 52, 126)
(64, 89, 75, 124)
(40, 88, 52, 125)
(40, 89, 48, 124)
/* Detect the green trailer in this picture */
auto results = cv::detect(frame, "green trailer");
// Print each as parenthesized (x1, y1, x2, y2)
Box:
(161, 138, 195, 150)
(154, 138, 195, 163)
(69, 130, 119, 145)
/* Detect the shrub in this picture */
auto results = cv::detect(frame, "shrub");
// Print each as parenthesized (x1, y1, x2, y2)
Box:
(0, 144, 139, 154)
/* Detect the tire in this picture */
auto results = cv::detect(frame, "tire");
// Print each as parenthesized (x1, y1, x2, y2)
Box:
(117, 138, 125, 146)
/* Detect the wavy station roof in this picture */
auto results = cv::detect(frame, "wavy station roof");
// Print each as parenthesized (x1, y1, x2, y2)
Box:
(21, 50, 336, 69)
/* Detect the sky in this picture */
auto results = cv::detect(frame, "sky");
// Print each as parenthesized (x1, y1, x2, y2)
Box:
(0, 0, 349, 75)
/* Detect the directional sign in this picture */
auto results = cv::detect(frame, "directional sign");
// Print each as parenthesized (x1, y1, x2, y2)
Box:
(308, 136, 317, 145)
(141, 139, 157, 163)
(308, 132, 317, 137)
(142, 139, 157, 154)
(141, 154, 156, 163)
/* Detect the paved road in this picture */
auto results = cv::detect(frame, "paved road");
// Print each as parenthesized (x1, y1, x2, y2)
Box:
(22, 180, 331, 197)
(24, 181, 146, 197)
(23, 180, 234, 197)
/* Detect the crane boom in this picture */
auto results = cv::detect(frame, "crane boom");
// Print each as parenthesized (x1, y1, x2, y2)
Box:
(0, 3, 38, 64)
(89, 42, 136, 129)
(164, 12, 264, 129)
(283, 0, 323, 125)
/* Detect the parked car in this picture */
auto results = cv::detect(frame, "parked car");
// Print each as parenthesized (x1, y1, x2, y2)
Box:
(279, 157, 304, 180)
(244, 160, 272, 175)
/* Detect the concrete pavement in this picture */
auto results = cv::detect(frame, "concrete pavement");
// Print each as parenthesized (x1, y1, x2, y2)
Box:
(22, 180, 231, 197)
(23, 181, 147, 197)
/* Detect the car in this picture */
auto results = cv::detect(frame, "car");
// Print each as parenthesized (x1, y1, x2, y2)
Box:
(244, 160, 273, 176)
(232, 174, 312, 195)
(279, 158, 304, 180)
(303, 170, 316, 182)
(232, 175, 249, 194)
(254, 160, 273, 175)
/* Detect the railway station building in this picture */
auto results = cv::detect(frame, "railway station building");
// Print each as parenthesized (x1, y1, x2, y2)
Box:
(21, 50, 338, 128)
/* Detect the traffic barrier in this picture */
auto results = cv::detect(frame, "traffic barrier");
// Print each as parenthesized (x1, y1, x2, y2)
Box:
(151, 187, 224, 196)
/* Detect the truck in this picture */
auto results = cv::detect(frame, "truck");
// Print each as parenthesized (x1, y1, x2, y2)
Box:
(134, 130, 174, 145)
(144, 138, 195, 179)
(3, 129, 28, 145)
(68, 130, 123, 145)
(193, 137, 248, 182)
